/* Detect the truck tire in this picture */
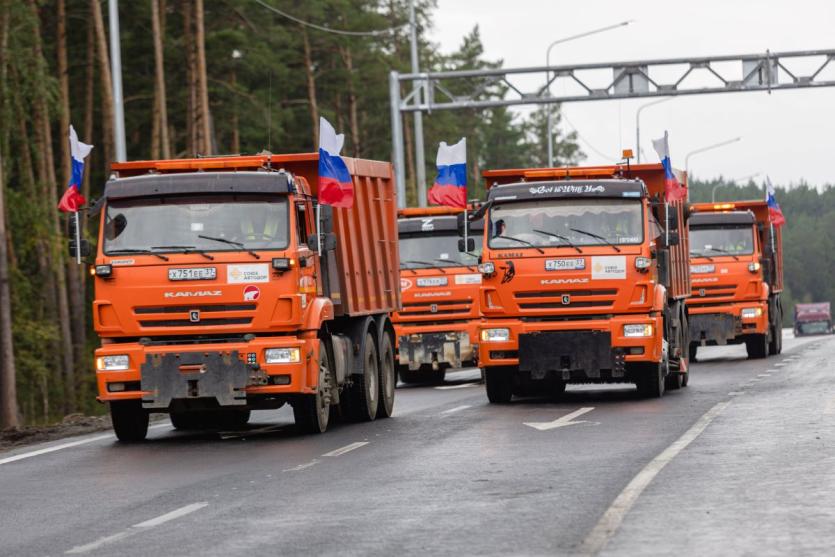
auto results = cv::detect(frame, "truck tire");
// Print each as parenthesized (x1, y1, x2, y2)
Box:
(346, 332, 379, 422)
(485, 366, 514, 404)
(635, 362, 665, 398)
(110, 400, 149, 442)
(745, 334, 768, 359)
(768, 307, 782, 355)
(293, 340, 332, 434)
(377, 332, 396, 419)
(665, 372, 683, 390)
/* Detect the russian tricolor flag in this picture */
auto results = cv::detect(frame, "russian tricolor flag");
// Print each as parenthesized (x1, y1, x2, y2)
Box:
(652, 131, 687, 202)
(766, 177, 785, 226)
(317, 117, 354, 209)
(428, 138, 467, 209)
(58, 125, 93, 213)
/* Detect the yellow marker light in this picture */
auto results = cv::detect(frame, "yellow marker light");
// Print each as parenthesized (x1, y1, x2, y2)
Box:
(622, 149, 634, 159)
(713, 203, 735, 210)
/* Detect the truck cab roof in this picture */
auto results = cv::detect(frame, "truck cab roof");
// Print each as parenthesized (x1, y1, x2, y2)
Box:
(102, 171, 293, 202)
(486, 179, 646, 203)
(689, 210, 755, 226)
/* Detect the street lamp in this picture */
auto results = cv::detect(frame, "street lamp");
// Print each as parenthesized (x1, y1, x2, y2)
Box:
(635, 97, 673, 163)
(685, 137, 742, 180)
(712, 172, 760, 201)
(545, 20, 633, 167)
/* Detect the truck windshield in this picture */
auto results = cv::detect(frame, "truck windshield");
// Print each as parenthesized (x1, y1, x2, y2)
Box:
(103, 194, 289, 255)
(488, 199, 644, 249)
(690, 225, 754, 257)
(400, 233, 482, 269)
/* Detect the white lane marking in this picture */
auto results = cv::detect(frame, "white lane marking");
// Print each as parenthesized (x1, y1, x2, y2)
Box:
(824, 398, 835, 416)
(767, 369, 778, 372)
(322, 441, 369, 457)
(0, 424, 171, 466)
(66, 503, 208, 554)
(774, 363, 786, 367)
(524, 407, 595, 431)
(283, 459, 321, 472)
(435, 382, 478, 390)
(133, 502, 208, 528)
(728, 391, 744, 396)
(579, 401, 730, 556)
(441, 405, 471, 415)
(757, 373, 770, 377)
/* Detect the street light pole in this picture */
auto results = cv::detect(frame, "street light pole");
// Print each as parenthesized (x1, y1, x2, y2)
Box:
(684, 137, 742, 180)
(635, 97, 673, 163)
(108, 0, 127, 162)
(712, 172, 760, 201)
(409, 0, 427, 206)
(546, 20, 633, 167)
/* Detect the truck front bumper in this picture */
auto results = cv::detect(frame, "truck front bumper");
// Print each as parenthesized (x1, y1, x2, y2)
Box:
(394, 320, 479, 369)
(95, 336, 320, 408)
(478, 314, 662, 380)
(688, 300, 768, 345)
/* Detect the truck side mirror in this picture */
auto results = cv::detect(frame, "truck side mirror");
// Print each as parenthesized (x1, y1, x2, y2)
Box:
(667, 211, 679, 231)
(68, 238, 91, 258)
(458, 238, 475, 252)
(308, 232, 337, 252)
(456, 213, 467, 236)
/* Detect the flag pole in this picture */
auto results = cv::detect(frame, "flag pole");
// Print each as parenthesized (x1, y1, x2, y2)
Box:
(464, 207, 468, 256)
(316, 202, 322, 256)
(74, 211, 82, 264)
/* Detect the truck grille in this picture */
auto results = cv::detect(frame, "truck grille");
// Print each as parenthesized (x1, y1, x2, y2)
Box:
(514, 288, 617, 310)
(133, 303, 257, 329)
(690, 284, 737, 302)
(398, 299, 473, 319)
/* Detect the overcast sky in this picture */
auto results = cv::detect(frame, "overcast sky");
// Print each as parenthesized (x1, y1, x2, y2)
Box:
(428, 0, 835, 187)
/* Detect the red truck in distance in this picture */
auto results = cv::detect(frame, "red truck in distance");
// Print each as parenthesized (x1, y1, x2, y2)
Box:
(794, 302, 832, 336)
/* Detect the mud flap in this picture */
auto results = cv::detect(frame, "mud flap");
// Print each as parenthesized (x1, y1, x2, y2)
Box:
(398, 333, 472, 370)
(141, 351, 248, 410)
(519, 331, 620, 380)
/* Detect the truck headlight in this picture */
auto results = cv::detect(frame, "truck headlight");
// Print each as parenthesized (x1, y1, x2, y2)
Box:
(478, 262, 495, 275)
(741, 307, 762, 319)
(96, 354, 129, 371)
(481, 328, 510, 342)
(265, 348, 300, 364)
(623, 324, 653, 337)
(748, 262, 761, 273)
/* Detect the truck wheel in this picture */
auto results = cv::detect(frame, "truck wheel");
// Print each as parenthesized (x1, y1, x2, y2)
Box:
(347, 332, 379, 422)
(294, 340, 332, 434)
(485, 366, 514, 404)
(745, 334, 768, 359)
(635, 362, 665, 398)
(110, 400, 149, 442)
(665, 372, 683, 390)
(768, 309, 783, 355)
(377, 333, 396, 419)
(688, 342, 698, 362)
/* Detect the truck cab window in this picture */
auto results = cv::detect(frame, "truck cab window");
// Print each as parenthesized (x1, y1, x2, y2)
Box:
(295, 203, 308, 247)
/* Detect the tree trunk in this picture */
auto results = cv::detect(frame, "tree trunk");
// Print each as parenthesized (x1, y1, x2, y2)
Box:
(339, 45, 361, 157)
(230, 65, 239, 153)
(57, 0, 71, 183)
(301, 28, 319, 147)
(0, 1, 18, 431)
(91, 0, 114, 171)
(151, 0, 170, 159)
(182, 0, 197, 155)
(193, 0, 211, 155)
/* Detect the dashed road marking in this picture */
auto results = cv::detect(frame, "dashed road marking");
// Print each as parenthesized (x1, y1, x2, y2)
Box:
(579, 401, 730, 556)
(757, 373, 770, 377)
(824, 398, 835, 416)
(441, 405, 472, 415)
(524, 407, 595, 432)
(774, 363, 786, 367)
(283, 459, 321, 472)
(66, 502, 208, 554)
(322, 441, 369, 457)
(728, 391, 744, 396)
(435, 382, 478, 390)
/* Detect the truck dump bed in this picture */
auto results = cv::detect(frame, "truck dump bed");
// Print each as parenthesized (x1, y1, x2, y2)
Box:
(483, 163, 691, 299)
(111, 153, 399, 317)
(795, 302, 831, 321)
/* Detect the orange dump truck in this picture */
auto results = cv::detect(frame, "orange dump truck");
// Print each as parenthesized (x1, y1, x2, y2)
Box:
(476, 163, 691, 401)
(392, 207, 483, 383)
(85, 154, 399, 441)
(687, 201, 783, 359)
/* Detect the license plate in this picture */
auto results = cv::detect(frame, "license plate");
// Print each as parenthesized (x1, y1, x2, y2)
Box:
(690, 264, 715, 274)
(168, 267, 217, 281)
(417, 277, 448, 287)
(545, 258, 585, 271)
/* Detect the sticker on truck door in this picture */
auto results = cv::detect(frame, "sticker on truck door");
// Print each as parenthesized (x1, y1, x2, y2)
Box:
(591, 256, 626, 279)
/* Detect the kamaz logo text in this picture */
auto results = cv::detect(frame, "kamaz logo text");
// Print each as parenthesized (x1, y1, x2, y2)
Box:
(540, 278, 589, 285)
(164, 290, 222, 298)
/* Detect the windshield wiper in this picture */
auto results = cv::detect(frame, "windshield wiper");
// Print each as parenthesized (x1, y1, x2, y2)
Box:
(532, 229, 583, 253)
(705, 246, 739, 261)
(197, 235, 260, 259)
(401, 259, 446, 273)
(495, 234, 545, 254)
(151, 245, 215, 261)
(569, 228, 621, 253)
(690, 251, 714, 261)
(434, 258, 477, 272)
(107, 248, 169, 261)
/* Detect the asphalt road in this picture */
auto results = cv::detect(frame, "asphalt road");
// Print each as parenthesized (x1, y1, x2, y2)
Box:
(1, 330, 832, 556)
